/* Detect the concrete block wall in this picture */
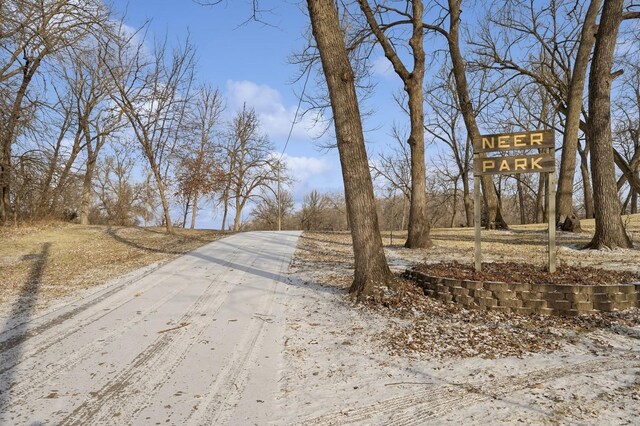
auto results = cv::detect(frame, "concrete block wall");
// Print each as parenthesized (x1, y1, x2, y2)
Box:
(403, 269, 640, 316)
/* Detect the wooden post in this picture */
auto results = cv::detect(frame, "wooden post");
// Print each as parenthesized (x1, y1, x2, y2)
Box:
(474, 168, 482, 272)
(547, 170, 556, 273)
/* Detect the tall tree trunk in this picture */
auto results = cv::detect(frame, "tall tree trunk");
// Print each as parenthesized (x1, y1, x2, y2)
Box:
(401, 195, 408, 230)
(578, 141, 594, 218)
(221, 203, 228, 231)
(632, 181, 638, 214)
(450, 181, 458, 228)
(586, 0, 631, 249)
(190, 189, 199, 229)
(0, 135, 10, 223)
(233, 197, 242, 231)
(220, 186, 229, 231)
(80, 157, 97, 225)
(517, 177, 526, 224)
(307, 0, 394, 300)
(182, 197, 191, 228)
(48, 129, 84, 214)
(37, 133, 64, 217)
(535, 175, 545, 223)
(462, 171, 473, 226)
(556, 0, 602, 225)
(405, 79, 431, 246)
(150, 166, 173, 234)
(622, 191, 632, 214)
(447, 0, 508, 230)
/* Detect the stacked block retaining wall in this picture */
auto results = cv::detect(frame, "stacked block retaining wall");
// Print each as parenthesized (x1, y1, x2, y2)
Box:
(403, 269, 640, 316)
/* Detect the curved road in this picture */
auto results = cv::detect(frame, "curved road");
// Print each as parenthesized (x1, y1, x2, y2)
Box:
(0, 231, 300, 425)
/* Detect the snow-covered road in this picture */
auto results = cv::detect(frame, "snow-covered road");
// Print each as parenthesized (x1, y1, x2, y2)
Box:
(0, 231, 300, 425)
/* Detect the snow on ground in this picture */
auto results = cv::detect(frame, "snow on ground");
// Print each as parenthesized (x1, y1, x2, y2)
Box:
(277, 232, 640, 425)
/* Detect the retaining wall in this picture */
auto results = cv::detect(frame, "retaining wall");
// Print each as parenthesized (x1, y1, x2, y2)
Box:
(403, 269, 640, 316)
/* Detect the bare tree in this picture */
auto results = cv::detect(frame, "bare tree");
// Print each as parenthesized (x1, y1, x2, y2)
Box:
(0, 0, 107, 222)
(356, 0, 431, 248)
(613, 58, 640, 214)
(33, 86, 77, 217)
(425, 70, 474, 226)
(250, 189, 295, 230)
(222, 105, 277, 231)
(67, 43, 125, 225)
(104, 30, 196, 233)
(94, 148, 146, 226)
(371, 125, 411, 229)
(586, 0, 633, 249)
(299, 189, 331, 231)
(555, 0, 602, 225)
(307, 0, 395, 300)
(175, 85, 225, 229)
(421, 0, 509, 229)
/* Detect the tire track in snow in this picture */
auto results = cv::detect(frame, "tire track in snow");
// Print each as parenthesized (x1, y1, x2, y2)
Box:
(297, 359, 640, 425)
(0, 274, 192, 407)
(57, 256, 244, 425)
(187, 254, 288, 425)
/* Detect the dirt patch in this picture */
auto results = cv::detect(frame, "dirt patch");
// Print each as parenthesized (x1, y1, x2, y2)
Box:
(414, 261, 640, 286)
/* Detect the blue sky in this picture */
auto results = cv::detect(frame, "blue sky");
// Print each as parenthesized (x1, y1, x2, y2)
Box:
(110, 0, 409, 228)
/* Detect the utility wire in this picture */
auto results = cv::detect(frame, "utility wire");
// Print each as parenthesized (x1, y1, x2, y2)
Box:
(274, 65, 312, 231)
(279, 66, 312, 161)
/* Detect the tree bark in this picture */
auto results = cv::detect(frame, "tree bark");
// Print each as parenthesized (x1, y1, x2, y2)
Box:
(450, 181, 458, 228)
(632, 174, 638, 214)
(535, 175, 545, 223)
(190, 189, 199, 229)
(585, 0, 631, 249)
(578, 141, 595, 218)
(182, 197, 191, 228)
(80, 156, 96, 225)
(517, 177, 526, 224)
(556, 0, 602, 226)
(157, 176, 174, 233)
(446, 0, 508, 230)
(221, 192, 229, 231)
(307, 0, 394, 300)
(462, 170, 473, 226)
(404, 79, 431, 246)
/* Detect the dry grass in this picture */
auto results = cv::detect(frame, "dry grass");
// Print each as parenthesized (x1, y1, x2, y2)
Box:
(298, 214, 640, 275)
(0, 222, 227, 306)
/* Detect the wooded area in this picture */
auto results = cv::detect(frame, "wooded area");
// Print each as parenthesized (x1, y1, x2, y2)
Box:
(1, 0, 639, 298)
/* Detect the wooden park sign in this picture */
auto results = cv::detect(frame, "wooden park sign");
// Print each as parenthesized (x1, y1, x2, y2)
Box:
(473, 129, 556, 273)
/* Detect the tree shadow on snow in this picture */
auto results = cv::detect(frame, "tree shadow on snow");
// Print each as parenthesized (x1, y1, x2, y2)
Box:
(0, 242, 50, 417)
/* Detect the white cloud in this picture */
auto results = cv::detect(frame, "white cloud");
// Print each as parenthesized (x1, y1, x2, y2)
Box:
(371, 56, 394, 79)
(225, 80, 326, 141)
(283, 154, 332, 182)
(276, 153, 343, 203)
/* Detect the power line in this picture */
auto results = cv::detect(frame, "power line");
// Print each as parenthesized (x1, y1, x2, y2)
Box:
(279, 65, 312, 161)
(274, 65, 312, 231)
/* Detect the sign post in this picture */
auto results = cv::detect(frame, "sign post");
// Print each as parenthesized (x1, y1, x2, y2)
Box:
(473, 130, 556, 273)
(474, 166, 482, 271)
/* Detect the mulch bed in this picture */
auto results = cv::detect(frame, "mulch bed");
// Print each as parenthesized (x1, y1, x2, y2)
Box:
(414, 261, 640, 286)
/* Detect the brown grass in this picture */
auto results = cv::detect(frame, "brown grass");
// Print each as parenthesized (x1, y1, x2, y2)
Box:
(297, 213, 640, 276)
(0, 222, 227, 306)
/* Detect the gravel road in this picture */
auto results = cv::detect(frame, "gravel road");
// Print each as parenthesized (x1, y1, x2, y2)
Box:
(0, 231, 300, 425)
